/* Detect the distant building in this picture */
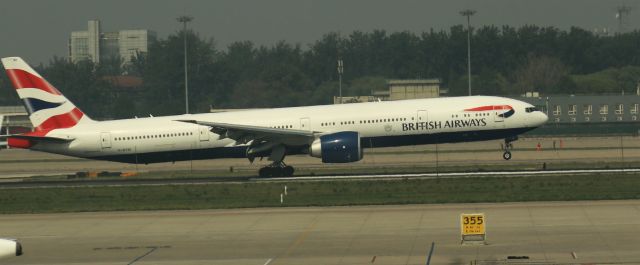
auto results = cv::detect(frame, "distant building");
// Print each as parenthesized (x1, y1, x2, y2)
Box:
(592, 27, 611, 37)
(69, 20, 156, 65)
(518, 94, 640, 124)
(382, 79, 441, 101)
(0, 106, 31, 136)
(333, 79, 442, 104)
(102, 76, 144, 92)
(333, 96, 379, 104)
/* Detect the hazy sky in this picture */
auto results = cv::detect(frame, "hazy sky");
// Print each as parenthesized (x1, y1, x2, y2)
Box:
(1, 0, 638, 64)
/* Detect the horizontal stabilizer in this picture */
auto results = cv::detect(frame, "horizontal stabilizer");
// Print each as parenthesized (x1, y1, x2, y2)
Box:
(9, 134, 74, 143)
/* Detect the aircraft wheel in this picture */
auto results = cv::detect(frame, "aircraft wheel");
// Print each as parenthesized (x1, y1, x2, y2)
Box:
(502, 151, 512, 160)
(258, 167, 270, 178)
(283, 166, 294, 177)
(271, 167, 283, 178)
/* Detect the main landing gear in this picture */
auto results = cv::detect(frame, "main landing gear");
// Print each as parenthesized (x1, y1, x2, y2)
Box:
(258, 161, 295, 178)
(502, 136, 517, 160)
(253, 144, 295, 178)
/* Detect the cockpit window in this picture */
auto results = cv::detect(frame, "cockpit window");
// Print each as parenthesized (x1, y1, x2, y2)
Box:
(525, 107, 539, 113)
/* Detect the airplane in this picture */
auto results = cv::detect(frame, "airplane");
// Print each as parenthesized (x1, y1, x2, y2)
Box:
(1, 57, 548, 177)
(0, 238, 22, 259)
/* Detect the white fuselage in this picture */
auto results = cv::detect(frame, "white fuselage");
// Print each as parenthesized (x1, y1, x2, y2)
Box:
(31, 96, 547, 163)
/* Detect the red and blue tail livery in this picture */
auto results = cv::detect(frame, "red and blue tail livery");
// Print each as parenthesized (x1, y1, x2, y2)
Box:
(2, 57, 91, 131)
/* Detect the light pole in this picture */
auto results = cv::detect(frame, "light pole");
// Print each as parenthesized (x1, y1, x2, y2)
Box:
(337, 59, 344, 104)
(616, 5, 632, 34)
(177, 15, 193, 114)
(460, 9, 475, 96)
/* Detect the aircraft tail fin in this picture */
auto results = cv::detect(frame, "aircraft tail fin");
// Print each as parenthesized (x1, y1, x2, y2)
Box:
(1, 57, 93, 131)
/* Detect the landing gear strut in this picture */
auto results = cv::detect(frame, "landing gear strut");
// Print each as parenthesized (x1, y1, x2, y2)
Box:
(502, 136, 517, 160)
(258, 161, 295, 178)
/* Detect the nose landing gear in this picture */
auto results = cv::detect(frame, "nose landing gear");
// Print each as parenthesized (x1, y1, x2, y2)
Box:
(502, 136, 517, 160)
(502, 150, 512, 160)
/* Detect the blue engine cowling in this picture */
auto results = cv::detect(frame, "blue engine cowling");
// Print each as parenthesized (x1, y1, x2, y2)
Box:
(309, 131, 363, 163)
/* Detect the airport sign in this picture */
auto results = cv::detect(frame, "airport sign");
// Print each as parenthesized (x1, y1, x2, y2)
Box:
(460, 213, 485, 235)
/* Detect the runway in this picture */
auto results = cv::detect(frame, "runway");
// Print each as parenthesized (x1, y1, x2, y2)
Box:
(1, 168, 638, 189)
(1, 136, 638, 179)
(2, 200, 640, 265)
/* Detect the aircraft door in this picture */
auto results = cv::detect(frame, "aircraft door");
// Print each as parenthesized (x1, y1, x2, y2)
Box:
(199, 126, 210, 141)
(493, 106, 505, 128)
(417, 110, 428, 123)
(416, 110, 428, 132)
(300, 118, 310, 131)
(100, 132, 111, 149)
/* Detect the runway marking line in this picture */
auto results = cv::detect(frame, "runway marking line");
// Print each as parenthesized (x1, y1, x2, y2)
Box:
(280, 218, 318, 259)
(261, 168, 640, 181)
(94, 245, 171, 251)
(127, 247, 158, 265)
(336, 210, 373, 264)
(404, 210, 425, 265)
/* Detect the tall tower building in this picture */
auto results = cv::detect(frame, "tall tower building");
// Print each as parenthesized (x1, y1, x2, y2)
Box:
(69, 20, 156, 65)
(87, 20, 101, 63)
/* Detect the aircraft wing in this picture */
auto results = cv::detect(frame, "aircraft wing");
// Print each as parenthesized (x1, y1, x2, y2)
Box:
(176, 120, 316, 144)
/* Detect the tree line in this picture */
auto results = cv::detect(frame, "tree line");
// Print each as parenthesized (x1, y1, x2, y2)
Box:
(1, 25, 640, 119)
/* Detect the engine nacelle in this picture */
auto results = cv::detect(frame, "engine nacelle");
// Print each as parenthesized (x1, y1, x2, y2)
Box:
(310, 131, 363, 163)
(0, 238, 22, 259)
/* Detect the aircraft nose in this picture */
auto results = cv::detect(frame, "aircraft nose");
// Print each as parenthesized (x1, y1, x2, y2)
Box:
(538, 112, 549, 125)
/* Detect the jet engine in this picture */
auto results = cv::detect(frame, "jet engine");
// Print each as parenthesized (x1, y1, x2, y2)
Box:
(310, 131, 363, 163)
(0, 238, 22, 259)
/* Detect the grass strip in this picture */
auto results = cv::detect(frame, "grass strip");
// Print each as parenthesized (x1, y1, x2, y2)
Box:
(1, 173, 639, 214)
